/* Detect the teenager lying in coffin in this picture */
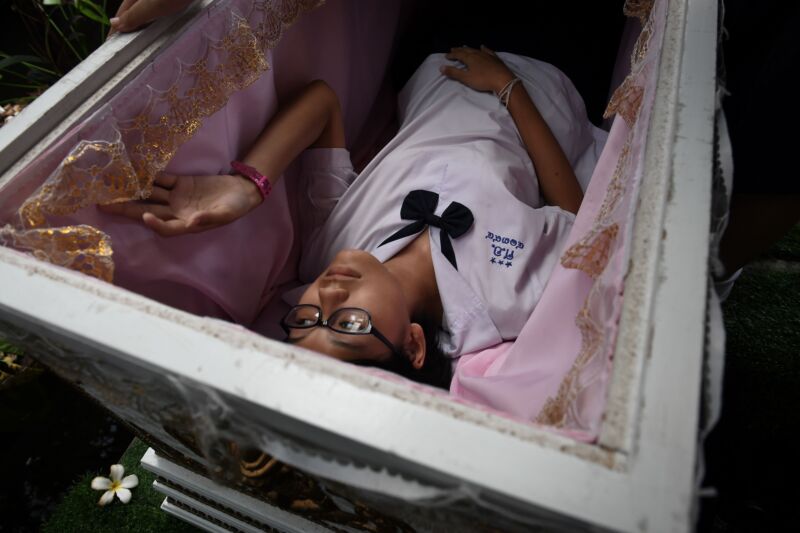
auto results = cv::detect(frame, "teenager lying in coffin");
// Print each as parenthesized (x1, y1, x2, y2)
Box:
(102, 47, 588, 389)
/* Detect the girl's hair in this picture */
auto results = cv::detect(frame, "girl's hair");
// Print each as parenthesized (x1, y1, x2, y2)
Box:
(373, 312, 452, 389)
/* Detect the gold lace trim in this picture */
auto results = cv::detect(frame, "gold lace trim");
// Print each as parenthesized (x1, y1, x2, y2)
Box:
(536, 289, 603, 427)
(560, 134, 632, 279)
(630, 6, 655, 68)
(116, 12, 270, 195)
(604, 76, 644, 128)
(545, 135, 637, 430)
(19, 135, 139, 228)
(0, 224, 114, 282)
(603, 0, 655, 126)
(596, 139, 632, 223)
(7, 0, 323, 281)
(542, 0, 662, 429)
(560, 223, 620, 280)
(623, 0, 654, 23)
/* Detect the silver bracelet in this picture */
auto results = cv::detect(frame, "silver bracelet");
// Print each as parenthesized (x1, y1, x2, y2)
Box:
(496, 77, 521, 108)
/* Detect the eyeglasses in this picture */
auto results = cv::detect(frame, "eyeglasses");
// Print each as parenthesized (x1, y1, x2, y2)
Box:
(281, 304, 405, 361)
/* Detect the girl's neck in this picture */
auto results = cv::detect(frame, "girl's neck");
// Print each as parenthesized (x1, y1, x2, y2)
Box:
(383, 230, 443, 321)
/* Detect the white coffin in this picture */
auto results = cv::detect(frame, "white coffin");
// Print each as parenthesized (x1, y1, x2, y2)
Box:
(0, 0, 723, 531)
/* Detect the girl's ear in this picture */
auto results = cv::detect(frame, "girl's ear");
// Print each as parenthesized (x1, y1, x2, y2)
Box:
(405, 323, 427, 370)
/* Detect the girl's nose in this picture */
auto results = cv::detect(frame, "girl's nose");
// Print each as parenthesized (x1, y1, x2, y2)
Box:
(318, 286, 349, 311)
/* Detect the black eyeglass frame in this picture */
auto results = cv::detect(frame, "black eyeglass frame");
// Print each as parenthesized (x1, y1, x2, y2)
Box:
(280, 304, 406, 362)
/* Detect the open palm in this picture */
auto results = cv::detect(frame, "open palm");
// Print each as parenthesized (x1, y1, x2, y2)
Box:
(100, 173, 262, 236)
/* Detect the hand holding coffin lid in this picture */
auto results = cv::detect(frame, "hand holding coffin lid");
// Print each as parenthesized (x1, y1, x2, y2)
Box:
(109, 0, 195, 34)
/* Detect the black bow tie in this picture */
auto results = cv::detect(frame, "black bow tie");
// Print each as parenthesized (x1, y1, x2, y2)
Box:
(379, 189, 474, 270)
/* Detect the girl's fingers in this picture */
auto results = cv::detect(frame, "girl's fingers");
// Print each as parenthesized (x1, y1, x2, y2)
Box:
(440, 65, 468, 82)
(108, 0, 138, 37)
(113, 0, 139, 18)
(445, 50, 471, 74)
(188, 211, 215, 229)
(147, 185, 170, 204)
(112, 0, 192, 33)
(142, 212, 190, 237)
(98, 201, 174, 221)
(153, 172, 179, 189)
(446, 48, 469, 62)
(189, 204, 237, 230)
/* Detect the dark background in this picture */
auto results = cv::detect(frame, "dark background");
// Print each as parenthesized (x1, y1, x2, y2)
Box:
(0, 0, 124, 105)
(391, 1, 626, 126)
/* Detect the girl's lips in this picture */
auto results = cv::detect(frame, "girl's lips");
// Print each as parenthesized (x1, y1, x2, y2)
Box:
(325, 265, 361, 279)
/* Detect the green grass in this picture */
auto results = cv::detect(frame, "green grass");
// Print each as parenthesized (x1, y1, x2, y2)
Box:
(701, 226, 800, 531)
(721, 267, 800, 443)
(762, 223, 800, 261)
(725, 269, 800, 364)
(42, 439, 197, 533)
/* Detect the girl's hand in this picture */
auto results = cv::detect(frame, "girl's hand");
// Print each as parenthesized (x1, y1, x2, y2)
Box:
(440, 46, 515, 94)
(99, 172, 263, 236)
(109, 0, 194, 34)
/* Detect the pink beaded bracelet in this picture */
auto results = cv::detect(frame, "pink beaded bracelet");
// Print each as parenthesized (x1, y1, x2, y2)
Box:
(230, 160, 272, 200)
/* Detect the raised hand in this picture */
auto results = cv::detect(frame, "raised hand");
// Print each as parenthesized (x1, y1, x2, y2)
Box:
(99, 172, 262, 237)
(109, 0, 195, 34)
(440, 45, 516, 94)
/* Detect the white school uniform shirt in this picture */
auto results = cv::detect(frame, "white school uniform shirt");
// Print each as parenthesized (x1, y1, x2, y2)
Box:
(295, 53, 605, 358)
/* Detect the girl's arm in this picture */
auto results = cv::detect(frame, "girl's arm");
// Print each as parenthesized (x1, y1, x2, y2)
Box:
(102, 80, 345, 236)
(241, 79, 346, 188)
(440, 47, 583, 214)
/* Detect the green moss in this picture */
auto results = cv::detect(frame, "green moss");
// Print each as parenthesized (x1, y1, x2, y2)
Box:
(723, 265, 800, 434)
(724, 268, 800, 365)
(0, 339, 24, 355)
(713, 244, 800, 524)
(42, 439, 197, 533)
(764, 223, 800, 260)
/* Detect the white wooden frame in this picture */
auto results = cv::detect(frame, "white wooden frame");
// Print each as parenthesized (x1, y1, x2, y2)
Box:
(0, 0, 719, 531)
(142, 448, 330, 533)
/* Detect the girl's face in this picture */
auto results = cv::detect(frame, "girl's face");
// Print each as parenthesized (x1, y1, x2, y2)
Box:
(288, 250, 411, 363)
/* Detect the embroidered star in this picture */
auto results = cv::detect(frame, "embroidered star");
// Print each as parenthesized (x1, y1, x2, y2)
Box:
(505, 261, 512, 267)
(490, 257, 496, 264)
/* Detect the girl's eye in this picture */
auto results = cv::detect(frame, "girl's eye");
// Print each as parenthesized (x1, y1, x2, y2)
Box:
(336, 313, 369, 332)
(337, 319, 361, 332)
(297, 318, 317, 326)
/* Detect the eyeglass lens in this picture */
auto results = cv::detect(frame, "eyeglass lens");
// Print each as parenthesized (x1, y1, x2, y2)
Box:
(284, 305, 371, 334)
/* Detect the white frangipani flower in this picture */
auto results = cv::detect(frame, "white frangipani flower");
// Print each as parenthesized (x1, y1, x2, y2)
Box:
(91, 464, 139, 506)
